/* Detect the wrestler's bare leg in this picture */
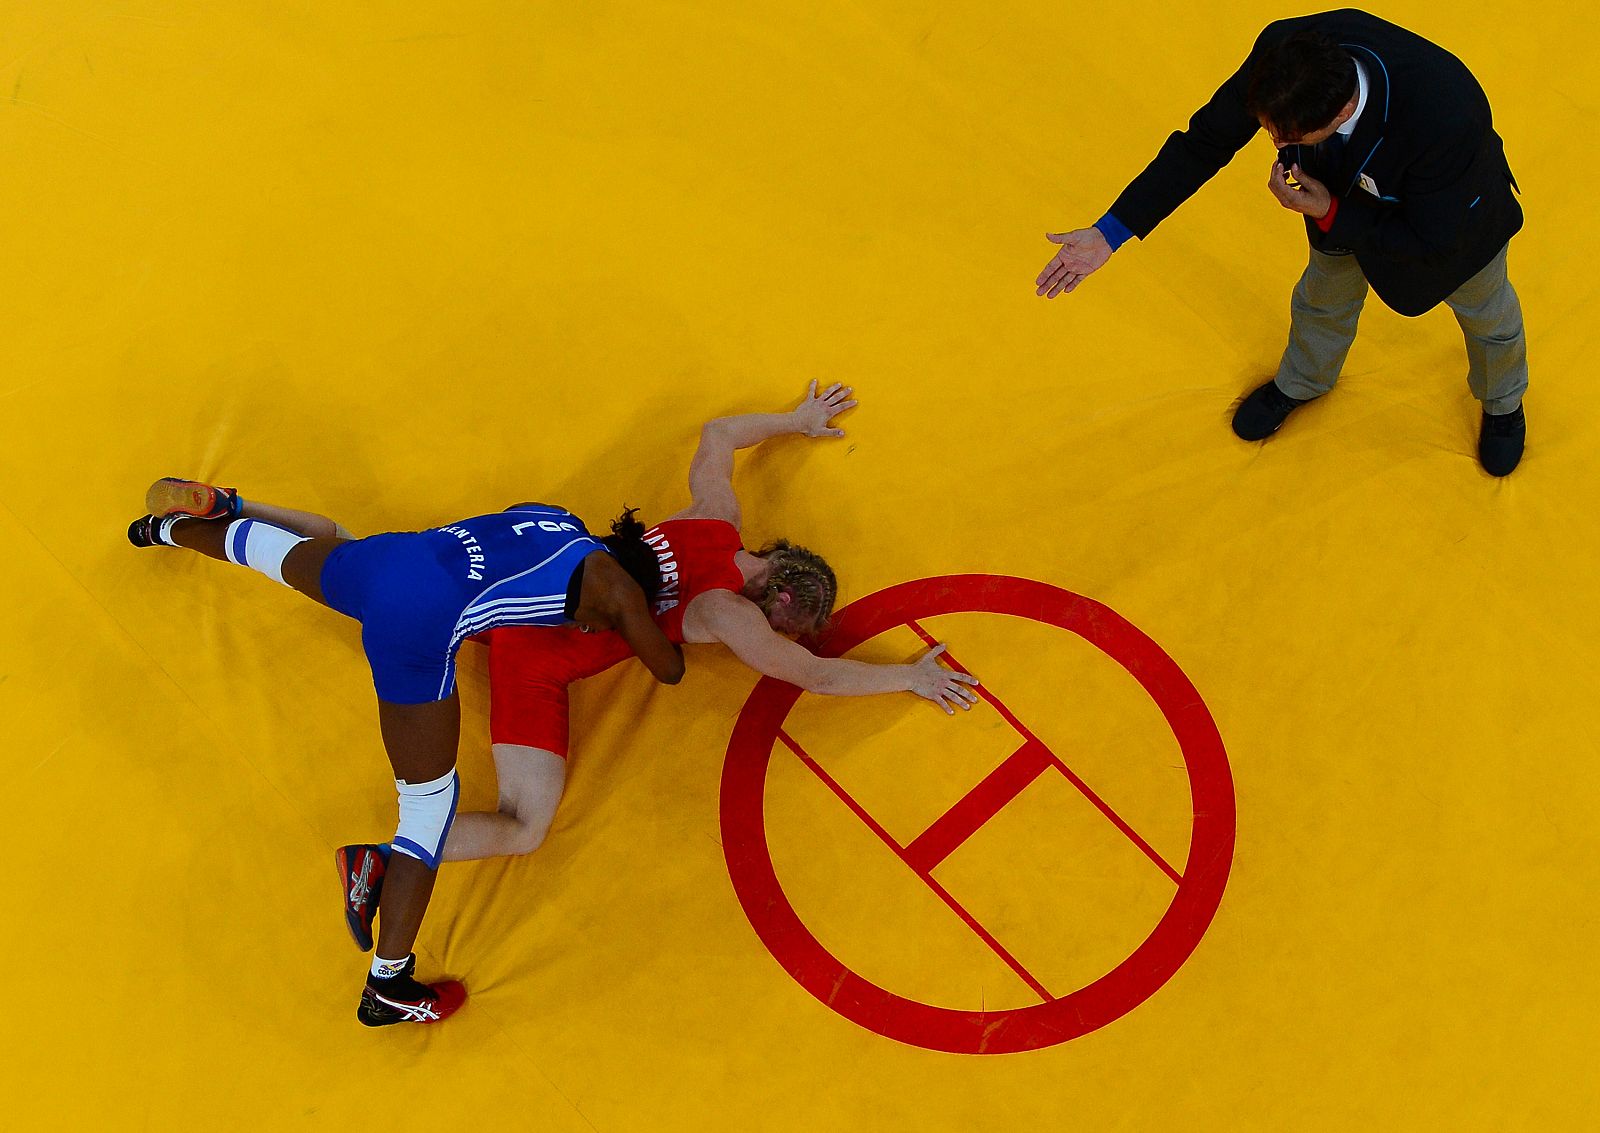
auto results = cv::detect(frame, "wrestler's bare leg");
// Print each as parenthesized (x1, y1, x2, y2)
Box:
(442, 744, 567, 861)
(144, 477, 354, 540)
(237, 498, 353, 540)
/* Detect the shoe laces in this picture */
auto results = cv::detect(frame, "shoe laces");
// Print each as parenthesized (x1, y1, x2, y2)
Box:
(1485, 407, 1525, 437)
(1265, 384, 1306, 412)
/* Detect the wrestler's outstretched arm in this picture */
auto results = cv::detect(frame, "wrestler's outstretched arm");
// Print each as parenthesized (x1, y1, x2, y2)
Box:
(672, 380, 856, 526)
(671, 381, 976, 714)
(694, 590, 979, 715)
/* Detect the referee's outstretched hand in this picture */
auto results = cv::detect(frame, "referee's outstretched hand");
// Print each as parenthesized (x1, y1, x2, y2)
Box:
(1035, 227, 1112, 298)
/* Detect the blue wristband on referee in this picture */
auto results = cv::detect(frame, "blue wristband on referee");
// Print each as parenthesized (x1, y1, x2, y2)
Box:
(1092, 212, 1135, 252)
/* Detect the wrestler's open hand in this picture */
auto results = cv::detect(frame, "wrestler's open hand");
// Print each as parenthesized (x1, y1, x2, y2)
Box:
(1035, 227, 1112, 298)
(909, 643, 982, 715)
(793, 380, 856, 438)
(1269, 162, 1332, 219)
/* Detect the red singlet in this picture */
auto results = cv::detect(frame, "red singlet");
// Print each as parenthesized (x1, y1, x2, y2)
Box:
(479, 518, 744, 754)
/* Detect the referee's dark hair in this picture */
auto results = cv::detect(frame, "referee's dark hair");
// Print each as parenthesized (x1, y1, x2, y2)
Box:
(1246, 30, 1358, 140)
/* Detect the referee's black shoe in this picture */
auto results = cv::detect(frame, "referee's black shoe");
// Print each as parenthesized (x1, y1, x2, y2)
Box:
(1478, 406, 1525, 477)
(1232, 380, 1312, 441)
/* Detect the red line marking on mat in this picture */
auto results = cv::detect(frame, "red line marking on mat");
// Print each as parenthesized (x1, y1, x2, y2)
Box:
(906, 619, 1183, 886)
(777, 728, 1055, 1004)
(903, 739, 1053, 873)
(722, 575, 1238, 1053)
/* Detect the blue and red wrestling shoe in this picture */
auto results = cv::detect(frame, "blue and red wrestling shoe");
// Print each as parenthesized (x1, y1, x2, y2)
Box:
(335, 843, 390, 952)
(357, 955, 467, 1028)
(144, 477, 242, 521)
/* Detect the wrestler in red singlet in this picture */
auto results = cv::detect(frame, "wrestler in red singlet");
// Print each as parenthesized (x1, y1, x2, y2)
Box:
(478, 517, 744, 755)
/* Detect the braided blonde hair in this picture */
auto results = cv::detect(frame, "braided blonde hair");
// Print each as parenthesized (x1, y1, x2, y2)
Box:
(753, 539, 837, 635)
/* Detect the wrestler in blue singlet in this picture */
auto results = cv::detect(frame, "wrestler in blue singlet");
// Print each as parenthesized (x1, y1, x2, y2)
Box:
(319, 505, 605, 704)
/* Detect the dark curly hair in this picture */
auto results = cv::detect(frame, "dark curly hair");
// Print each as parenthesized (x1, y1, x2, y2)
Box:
(1245, 29, 1358, 140)
(600, 507, 663, 603)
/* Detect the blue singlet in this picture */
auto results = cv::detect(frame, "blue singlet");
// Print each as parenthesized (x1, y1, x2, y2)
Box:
(319, 505, 605, 703)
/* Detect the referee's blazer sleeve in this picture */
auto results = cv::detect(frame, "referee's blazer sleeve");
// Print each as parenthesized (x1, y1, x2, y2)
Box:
(1103, 31, 1269, 240)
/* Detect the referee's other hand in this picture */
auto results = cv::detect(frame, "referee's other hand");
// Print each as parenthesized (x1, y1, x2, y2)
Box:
(1035, 227, 1112, 298)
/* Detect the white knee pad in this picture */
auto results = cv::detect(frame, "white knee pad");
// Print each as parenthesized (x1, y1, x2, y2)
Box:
(223, 518, 309, 586)
(392, 769, 460, 869)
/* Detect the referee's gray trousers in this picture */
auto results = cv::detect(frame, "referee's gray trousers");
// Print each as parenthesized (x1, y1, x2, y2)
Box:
(1274, 243, 1528, 415)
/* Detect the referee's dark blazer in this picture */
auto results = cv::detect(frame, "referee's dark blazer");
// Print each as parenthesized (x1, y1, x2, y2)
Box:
(1105, 9, 1521, 317)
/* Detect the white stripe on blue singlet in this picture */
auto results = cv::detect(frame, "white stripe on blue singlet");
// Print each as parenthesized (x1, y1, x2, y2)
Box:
(459, 592, 568, 623)
(446, 535, 596, 641)
(435, 533, 600, 700)
(450, 600, 567, 645)
(436, 597, 572, 700)
(464, 537, 595, 607)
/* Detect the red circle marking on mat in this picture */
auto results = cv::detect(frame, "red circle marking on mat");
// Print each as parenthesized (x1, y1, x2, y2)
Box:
(719, 575, 1235, 1055)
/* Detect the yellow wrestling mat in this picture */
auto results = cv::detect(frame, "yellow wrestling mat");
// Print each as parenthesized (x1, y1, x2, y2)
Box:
(4, 1, 1595, 1127)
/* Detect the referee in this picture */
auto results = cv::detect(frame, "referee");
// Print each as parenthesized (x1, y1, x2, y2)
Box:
(1037, 10, 1528, 476)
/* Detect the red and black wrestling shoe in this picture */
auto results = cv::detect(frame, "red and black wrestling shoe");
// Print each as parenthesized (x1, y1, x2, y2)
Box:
(335, 843, 389, 952)
(144, 477, 242, 521)
(127, 514, 171, 548)
(357, 955, 467, 1027)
